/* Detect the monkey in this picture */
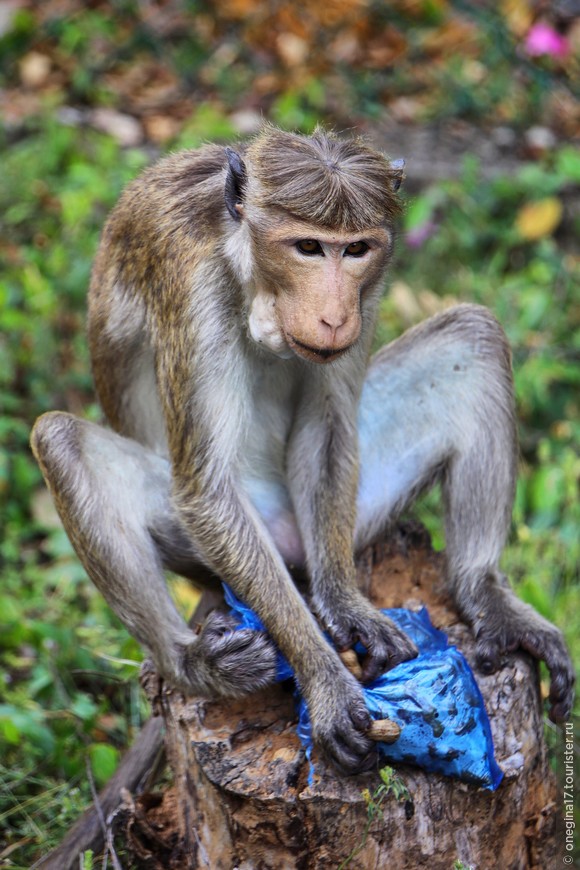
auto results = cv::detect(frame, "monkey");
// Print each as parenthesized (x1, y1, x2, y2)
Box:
(30, 126, 574, 774)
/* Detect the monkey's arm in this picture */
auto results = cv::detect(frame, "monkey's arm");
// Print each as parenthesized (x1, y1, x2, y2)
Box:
(155, 348, 378, 773)
(286, 367, 418, 684)
(176, 471, 379, 771)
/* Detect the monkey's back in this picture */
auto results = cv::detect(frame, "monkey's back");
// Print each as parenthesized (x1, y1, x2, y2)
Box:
(87, 145, 231, 452)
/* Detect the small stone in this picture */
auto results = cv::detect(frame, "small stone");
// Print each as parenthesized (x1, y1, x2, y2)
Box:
(524, 125, 557, 156)
(229, 109, 263, 136)
(90, 108, 143, 147)
(276, 33, 309, 66)
(492, 126, 517, 151)
(19, 52, 51, 88)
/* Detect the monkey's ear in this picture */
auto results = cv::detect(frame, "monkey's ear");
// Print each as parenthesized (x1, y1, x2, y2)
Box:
(225, 147, 247, 221)
(389, 158, 405, 192)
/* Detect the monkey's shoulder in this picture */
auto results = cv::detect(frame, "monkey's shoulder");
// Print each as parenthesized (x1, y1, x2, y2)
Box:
(103, 144, 233, 245)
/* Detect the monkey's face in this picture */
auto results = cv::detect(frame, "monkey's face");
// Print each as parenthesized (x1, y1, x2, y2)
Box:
(247, 217, 392, 364)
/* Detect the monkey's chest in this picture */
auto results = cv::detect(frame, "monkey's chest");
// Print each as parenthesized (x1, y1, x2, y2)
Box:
(238, 366, 305, 566)
(241, 374, 294, 485)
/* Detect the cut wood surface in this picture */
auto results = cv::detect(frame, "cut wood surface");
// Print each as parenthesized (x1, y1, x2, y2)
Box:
(125, 526, 560, 869)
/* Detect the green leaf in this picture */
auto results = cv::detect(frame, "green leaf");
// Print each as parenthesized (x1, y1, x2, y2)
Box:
(88, 743, 120, 787)
(556, 147, 580, 183)
(528, 465, 566, 519)
(0, 704, 55, 754)
(404, 193, 436, 231)
(71, 694, 98, 722)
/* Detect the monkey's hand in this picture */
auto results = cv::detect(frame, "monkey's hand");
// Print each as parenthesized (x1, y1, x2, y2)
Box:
(314, 592, 418, 683)
(472, 586, 575, 722)
(179, 611, 279, 699)
(305, 656, 378, 774)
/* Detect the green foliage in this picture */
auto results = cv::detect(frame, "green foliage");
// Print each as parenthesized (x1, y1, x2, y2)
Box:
(174, 103, 237, 150)
(0, 116, 147, 864)
(270, 80, 328, 132)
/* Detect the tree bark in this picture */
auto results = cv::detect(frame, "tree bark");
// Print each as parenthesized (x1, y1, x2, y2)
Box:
(122, 525, 560, 869)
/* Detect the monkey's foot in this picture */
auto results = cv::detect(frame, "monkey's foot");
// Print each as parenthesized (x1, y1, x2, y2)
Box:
(306, 662, 378, 774)
(472, 588, 575, 722)
(315, 595, 419, 683)
(180, 611, 279, 699)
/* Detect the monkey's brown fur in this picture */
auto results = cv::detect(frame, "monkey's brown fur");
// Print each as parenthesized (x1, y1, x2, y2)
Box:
(31, 127, 573, 773)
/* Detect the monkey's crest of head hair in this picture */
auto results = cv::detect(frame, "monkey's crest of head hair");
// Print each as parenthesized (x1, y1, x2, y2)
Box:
(245, 125, 402, 233)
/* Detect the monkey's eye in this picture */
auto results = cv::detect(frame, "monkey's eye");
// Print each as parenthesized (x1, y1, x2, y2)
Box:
(344, 241, 369, 257)
(296, 239, 324, 256)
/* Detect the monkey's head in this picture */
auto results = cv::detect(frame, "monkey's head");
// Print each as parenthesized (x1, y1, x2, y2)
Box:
(224, 127, 404, 364)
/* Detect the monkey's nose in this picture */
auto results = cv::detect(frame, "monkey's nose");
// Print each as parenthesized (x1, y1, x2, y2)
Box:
(319, 316, 349, 344)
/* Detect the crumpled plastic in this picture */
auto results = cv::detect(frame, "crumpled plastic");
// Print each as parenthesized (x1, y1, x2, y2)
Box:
(223, 584, 503, 790)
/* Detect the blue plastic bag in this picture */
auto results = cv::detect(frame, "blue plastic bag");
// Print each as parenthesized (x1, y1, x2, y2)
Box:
(223, 585, 503, 790)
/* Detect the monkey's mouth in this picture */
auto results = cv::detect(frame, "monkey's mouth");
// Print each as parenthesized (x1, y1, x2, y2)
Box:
(289, 336, 353, 363)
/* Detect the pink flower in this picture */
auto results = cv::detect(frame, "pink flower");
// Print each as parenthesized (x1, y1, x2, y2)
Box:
(524, 23, 569, 59)
(405, 221, 436, 248)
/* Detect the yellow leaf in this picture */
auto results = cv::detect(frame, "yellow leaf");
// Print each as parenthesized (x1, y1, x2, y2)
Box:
(501, 0, 533, 37)
(515, 198, 563, 241)
(171, 578, 202, 616)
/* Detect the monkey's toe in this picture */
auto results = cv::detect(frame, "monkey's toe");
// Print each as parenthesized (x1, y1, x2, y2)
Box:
(182, 613, 279, 698)
(474, 608, 575, 723)
(198, 609, 240, 639)
(545, 646, 575, 723)
(474, 637, 504, 676)
(517, 625, 575, 722)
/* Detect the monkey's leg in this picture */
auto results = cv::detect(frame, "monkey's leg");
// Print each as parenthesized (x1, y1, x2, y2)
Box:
(355, 304, 574, 721)
(31, 412, 278, 698)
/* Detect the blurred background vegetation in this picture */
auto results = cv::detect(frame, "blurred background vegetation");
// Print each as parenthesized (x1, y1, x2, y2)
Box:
(0, 0, 578, 866)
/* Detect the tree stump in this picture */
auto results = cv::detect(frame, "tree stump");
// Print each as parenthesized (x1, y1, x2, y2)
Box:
(127, 526, 560, 869)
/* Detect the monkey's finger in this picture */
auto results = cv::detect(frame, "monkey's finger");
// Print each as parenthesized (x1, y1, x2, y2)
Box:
(550, 698, 572, 723)
(321, 720, 377, 775)
(544, 670, 573, 722)
(360, 652, 388, 683)
(327, 741, 377, 776)
(349, 701, 372, 733)
(360, 635, 418, 683)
